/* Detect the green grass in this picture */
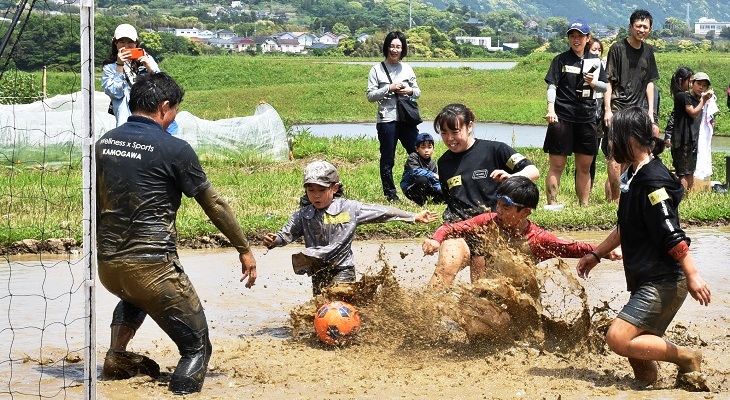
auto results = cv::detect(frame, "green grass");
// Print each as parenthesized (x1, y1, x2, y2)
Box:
(3, 132, 728, 248)
(37, 53, 730, 134)
(3, 53, 728, 248)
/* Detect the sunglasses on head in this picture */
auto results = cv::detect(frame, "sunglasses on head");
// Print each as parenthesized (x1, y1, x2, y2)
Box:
(496, 194, 526, 208)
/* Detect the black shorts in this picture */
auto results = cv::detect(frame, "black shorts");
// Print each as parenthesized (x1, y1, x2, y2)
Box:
(543, 120, 598, 156)
(617, 277, 687, 336)
(671, 144, 698, 177)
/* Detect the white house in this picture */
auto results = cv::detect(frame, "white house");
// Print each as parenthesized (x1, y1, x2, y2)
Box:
(694, 17, 730, 35)
(174, 28, 200, 38)
(197, 29, 216, 39)
(295, 32, 318, 47)
(277, 38, 304, 53)
(217, 29, 236, 39)
(318, 32, 339, 45)
(455, 36, 493, 48)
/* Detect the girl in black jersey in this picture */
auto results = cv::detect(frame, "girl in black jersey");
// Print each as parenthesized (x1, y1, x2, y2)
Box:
(427, 103, 539, 288)
(576, 107, 711, 390)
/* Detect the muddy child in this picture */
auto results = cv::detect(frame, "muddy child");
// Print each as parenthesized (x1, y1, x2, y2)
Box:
(263, 160, 437, 296)
(577, 107, 711, 391)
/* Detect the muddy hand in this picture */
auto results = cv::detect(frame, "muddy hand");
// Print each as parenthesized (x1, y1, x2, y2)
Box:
(576, 255, 597, 279)
(687, 275, 711, 306)
(422, 238, 440, 255)
(239, 251, 257, 288)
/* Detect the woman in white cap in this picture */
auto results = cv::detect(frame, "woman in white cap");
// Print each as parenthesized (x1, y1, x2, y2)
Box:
(102, 23, 161, 127)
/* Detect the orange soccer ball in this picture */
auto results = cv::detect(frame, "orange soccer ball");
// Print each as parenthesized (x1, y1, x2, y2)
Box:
(313, 301, 361, 346)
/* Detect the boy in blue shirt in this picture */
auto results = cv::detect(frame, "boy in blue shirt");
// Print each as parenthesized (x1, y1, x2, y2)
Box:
(400, 133, 444, 206)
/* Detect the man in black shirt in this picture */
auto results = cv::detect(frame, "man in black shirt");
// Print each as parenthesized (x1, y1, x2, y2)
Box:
(603, 9, 660, 202)
(96, 72, 257, 394)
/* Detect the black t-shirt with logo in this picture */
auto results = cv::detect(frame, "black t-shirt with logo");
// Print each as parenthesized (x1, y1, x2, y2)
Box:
(95, 115, 211, 261)
(437, 139, 534, 222)
(545, 50, 607, 124)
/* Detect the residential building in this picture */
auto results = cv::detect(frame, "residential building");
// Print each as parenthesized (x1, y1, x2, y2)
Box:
(694, 17, 730, 35)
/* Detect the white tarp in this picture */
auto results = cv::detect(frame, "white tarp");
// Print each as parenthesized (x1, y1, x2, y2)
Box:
(0, 91, 288, 164)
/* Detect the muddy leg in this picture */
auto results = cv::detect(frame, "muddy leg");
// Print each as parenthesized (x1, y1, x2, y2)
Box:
(427, 238, 470, 289)
(628, 358, 658, 383)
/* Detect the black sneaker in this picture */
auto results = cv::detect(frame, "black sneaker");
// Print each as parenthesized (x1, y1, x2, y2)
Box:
(386, 194, 401, 203)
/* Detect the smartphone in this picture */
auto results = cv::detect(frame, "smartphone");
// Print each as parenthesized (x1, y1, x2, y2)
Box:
(126, 48, 145, 60)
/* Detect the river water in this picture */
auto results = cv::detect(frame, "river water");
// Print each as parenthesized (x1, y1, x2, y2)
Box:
(293, 121, 730, 152)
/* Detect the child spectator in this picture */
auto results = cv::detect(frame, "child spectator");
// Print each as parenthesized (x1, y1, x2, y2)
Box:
(663, 66, 694, 149)
(667, 71, 714, 191)
(400, 133, 445, 206)
(263, 160, 437, 295)
(422, 176, 621, 268)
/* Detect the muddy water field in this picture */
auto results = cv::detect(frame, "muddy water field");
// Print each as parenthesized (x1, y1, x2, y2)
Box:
(1, 228, 728, 399)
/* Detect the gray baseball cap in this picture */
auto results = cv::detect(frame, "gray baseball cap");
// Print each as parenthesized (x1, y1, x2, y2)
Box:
(693, 72, 711, 85)
(303, 160, 340, 187)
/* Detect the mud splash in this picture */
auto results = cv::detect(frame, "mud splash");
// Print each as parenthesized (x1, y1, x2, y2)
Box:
(288, 231, 607, 355)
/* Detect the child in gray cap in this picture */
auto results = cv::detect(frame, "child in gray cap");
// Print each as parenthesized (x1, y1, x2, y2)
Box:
(264, 160, 437, 295)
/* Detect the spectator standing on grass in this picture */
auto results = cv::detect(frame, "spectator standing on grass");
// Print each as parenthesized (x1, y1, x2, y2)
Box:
(101, 23, 179, 134)
(603, 9, 660, 203)
(366, 31, 421, 203)
(543, 19, 607, 207)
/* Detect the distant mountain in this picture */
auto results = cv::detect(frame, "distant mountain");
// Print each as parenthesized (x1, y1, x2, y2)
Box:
(428, 0, 730, 28)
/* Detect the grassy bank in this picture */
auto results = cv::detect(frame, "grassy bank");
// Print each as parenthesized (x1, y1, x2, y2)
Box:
(2, 133, 729, 248)
(6, 53, 727, 247)
(40, 52, 730, 134)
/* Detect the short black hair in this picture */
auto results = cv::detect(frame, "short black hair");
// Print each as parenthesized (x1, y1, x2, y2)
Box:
(382, 31, 408, 59)
(495, 176, 539, 209)
(129, 72, 184, 114)
(630, 9, 653, 27)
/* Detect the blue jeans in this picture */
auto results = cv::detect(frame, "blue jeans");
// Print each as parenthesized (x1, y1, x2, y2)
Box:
(376, 121, 419, 197)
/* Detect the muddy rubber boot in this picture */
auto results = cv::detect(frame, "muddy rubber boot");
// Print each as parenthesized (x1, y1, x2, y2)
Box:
(168, 340, 212, 395)
(101, 350, 161, 380)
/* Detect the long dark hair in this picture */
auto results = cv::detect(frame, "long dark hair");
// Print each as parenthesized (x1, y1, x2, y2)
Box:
(433, 103, 476, 135)
(102, 37, 143, 71)
(610, 107, 664, 164)
(586, 37, 603, 57)
(382, 31, 408, 59)
(670, 66, 694, 97)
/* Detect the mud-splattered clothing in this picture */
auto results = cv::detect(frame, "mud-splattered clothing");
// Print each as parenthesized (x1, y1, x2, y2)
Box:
(96, 115, 210, 262)
(617, 157, 688, 292)
(437, 139, 534, 222)
(268, 197, 416, 294)
(95, 115, 217, 379)
(431, 212, 596, 262)
(605, 39, 659, 114)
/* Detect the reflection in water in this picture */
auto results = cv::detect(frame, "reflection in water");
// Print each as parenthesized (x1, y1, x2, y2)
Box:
(293, 122, 730, 151)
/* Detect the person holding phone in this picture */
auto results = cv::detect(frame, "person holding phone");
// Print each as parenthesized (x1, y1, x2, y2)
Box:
(543, 18, 607, 207)
(102, 23, 161, 127)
